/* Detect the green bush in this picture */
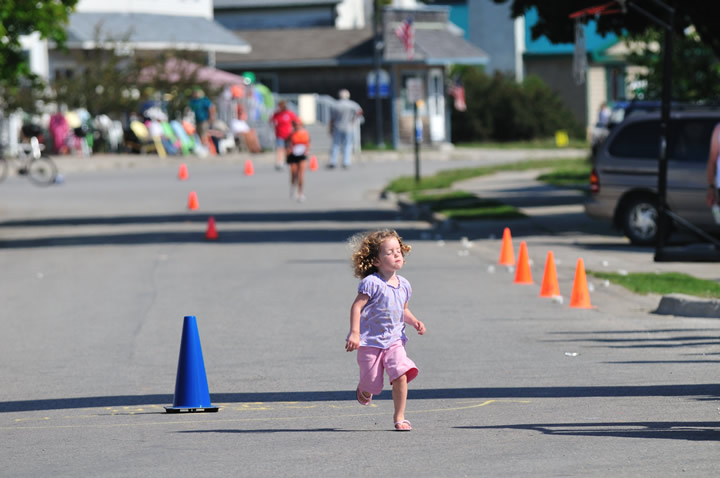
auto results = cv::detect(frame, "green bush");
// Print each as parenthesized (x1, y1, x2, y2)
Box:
(451, 69, 584, 143)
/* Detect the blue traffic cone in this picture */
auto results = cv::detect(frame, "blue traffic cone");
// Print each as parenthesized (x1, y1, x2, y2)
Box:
(165, 316, 219, 413)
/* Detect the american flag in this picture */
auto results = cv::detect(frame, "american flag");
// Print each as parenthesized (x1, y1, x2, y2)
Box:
(394, 17, 414, 60)
(448, 79, 467, 112)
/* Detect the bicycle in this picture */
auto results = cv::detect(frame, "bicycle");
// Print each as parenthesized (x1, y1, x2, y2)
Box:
(0, 127, 59, 186)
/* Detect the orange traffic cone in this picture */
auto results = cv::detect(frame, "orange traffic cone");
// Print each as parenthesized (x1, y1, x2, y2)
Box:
(178, 163, 189, 181)
(187, 191, 199, 210)
(539, 251, 561, 298)
(498, 227, 515, 266)
(570, 258, 593, 309)
(205, 216, 218, 240)
(244, 159, 255, 176)
(514, 241, 533, 284)
(309, 155, 318, 171)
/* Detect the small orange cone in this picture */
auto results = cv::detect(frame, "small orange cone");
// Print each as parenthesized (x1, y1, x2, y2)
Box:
(244, 159, 255, 176)
(539, 251, 561, 298)
(498, 227, 515, 266)
(309, 155, 318, 171)
(178, 163, 189, 181)
(570, 258, 593, 309)
(187, 191, 199, 210)
(514, 241, 533, 284)
(205, 216, 218, 240)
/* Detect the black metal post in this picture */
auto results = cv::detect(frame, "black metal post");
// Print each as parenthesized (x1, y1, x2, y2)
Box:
(654, 18, 673, 261)
(626, 0, 674, 261)
(414, 101, 420, 183)
(373, 1, 385, 148)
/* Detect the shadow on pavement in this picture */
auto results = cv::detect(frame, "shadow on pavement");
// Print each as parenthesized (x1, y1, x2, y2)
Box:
(2, 384, 718, 413)
(0, 228, 430, 248)
(456, 422, 720, 441)
(546, 328, 720, 352)
(177, 428, 357, 434)
(0, 210, 401, 228)
(0, 208, 430, 248)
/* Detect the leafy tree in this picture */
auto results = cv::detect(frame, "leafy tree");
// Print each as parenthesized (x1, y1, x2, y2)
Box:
(625, 28, 720, 101)
(493, 0, 720, 60)
(0, 0, 78, 88)
(49, 21, 219, 120)
(450, 67, 583, 142)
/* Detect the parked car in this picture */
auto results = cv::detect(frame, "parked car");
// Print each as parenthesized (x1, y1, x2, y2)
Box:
(590, 100, 690, 158)
(585, 109, 720, 245)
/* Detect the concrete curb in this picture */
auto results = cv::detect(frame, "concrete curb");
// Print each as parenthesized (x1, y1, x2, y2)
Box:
(388, 191, 457, 232)
(654, 294, 720, 319)
(389, 187, 720, 320)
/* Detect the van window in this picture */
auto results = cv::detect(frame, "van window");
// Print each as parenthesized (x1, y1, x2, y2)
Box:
(608, 120, 659, 159)
(669, 119, 716, 163)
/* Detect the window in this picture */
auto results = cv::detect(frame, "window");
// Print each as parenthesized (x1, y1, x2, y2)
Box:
(608, 120, 659, 158)
(669, 119, 717, 163)
(606, 66, 626, 102)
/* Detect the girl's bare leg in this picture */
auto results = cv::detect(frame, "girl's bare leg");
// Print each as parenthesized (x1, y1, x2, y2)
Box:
(297, 160, 306, 196)
(289, 163, 298, 195)
(392, 373, 408, 425)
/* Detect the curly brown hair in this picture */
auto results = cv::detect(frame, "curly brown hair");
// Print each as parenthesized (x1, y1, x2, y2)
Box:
(349, 229, 411, 278)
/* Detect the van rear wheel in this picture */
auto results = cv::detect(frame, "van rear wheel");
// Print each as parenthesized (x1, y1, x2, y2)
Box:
(621, 196, 660, 245)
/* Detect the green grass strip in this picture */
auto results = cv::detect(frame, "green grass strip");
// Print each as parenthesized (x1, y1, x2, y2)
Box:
(410, 190, 525, 220)
(536, 162, 592, 189)
(455, 138, 589, 149)
(588, 271, 720, 299)
(386, 157, 587, 193)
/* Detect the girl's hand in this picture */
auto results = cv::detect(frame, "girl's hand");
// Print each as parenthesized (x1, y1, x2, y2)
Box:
(707, 187, 717, 207)
(414, 320, 426, 335)
(345, 332, 360, 352)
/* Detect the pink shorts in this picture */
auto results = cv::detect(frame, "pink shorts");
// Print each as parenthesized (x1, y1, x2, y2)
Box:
(357, 340, 418, 395)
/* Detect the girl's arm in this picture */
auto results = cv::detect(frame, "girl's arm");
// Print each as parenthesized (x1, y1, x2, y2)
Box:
(403, 302, 426, 335)
(346, 293, 369, 352)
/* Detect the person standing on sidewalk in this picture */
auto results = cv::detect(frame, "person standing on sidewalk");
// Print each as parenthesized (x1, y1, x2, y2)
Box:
(328, 89, 362, 169)
(271, 99, 300, 171)
(345, 229, 426, 431)
(188, 88, 215, 148)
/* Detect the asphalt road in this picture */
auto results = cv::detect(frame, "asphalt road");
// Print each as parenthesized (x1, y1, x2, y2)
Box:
(1, 154, 719, 477)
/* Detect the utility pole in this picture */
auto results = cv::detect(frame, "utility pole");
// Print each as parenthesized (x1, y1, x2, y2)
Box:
(624, 0, 674, 261)
(373, 0, 385, 147)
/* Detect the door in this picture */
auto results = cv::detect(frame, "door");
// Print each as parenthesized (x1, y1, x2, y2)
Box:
(427, 69, 445, 142)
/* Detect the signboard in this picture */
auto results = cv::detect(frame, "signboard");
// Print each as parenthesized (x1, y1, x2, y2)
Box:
(406, 78, 423, 103)
(367, 70, 390, 98)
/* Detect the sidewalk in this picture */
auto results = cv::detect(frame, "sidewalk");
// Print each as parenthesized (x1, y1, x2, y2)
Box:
(406, 168, 720, 318)
(47, 146, 589, 173)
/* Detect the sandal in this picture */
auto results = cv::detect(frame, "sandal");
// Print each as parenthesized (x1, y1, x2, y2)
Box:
(356, 387, 372, 406)
(394, 419, 412, 431)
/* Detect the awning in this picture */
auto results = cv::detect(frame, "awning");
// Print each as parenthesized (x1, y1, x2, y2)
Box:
(65, 12, 251, 55)
(138, 59, 249, 88)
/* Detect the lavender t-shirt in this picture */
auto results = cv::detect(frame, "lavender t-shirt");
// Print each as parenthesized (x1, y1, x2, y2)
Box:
(357, 273, 412, 349)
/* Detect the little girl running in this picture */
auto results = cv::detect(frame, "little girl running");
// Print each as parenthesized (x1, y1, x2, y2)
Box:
(345, 229, 426, 431)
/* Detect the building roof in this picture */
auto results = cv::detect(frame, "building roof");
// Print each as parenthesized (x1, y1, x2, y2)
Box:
(214, 0, 339, 8)
(215, 23, 487, 70)
(384, 24, 488, 65)
(64, 12, 251, 54)
(382, 7, 488, 65)
(216, 27, 374, 68)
